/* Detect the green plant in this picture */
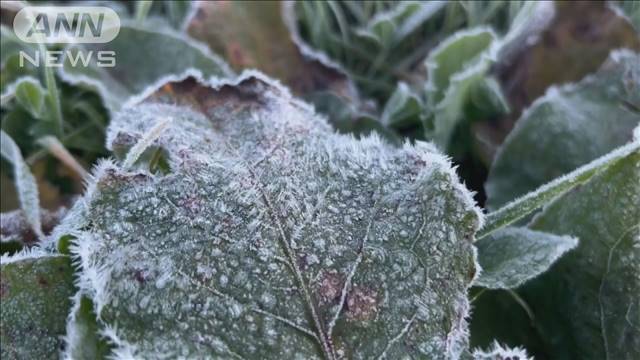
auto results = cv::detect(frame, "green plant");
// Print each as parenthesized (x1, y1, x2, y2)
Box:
(1, 1, 639, 359)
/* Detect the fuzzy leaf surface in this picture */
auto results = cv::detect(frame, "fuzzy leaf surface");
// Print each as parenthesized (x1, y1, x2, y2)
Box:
(67, 74, 482, 359)
(0, 253, 75, 359)
(474, 227, 578, 289)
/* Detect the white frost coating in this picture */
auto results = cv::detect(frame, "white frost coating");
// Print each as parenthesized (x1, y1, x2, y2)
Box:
(122, 117, 172, 169)
(472, 341, 532, 360)
(62, 292, 91, 360)
(101, 325, 138, 360)
(0, 246, 51, 264)
(64, 73, 485, 358)
(0, 130, 43, 239)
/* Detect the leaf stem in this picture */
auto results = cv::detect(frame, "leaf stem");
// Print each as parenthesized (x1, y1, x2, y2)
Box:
(478, 140, 640, 239)
(38, 43, 64, 137)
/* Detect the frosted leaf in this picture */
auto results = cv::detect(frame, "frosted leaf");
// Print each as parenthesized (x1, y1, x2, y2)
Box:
(517, 150, 640, 359)
(479, 140, 640, 238)
(423, 2, 554, 151)
(474, 227, 578, 289)
(66, 73, 483, 359)
(0, 130, 43, 239)
(58, 22, 233, 115)
(471, 341, 532, 360)
(381, 82, 426, 128)
(0, 253, 75, 359)
(0, 76, 45, 118)
(423, 28, 504, 150)
(486, 50, 640, 210)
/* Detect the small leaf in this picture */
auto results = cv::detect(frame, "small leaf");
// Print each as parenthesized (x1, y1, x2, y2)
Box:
(474, 227, 578, 289)
(65, 73, 483, 358)
(0, 130, 42, 239)
(381, 82, 425, 128)
(0, 252, 75, 359)
(121, 117, 172, 169)
(12, 77, 45, 118)
(58, 23, 233, 115)
(423, 27, 498, 149)
(486, 50, 640, 210)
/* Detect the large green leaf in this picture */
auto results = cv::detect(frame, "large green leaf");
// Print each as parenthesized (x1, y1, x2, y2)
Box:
(519, 150, 640, 359)
(58, 23, 232, 115)
(63, 73, 483, 358)
(486, 50, 640, 210)
(474, 227, 577, 289)
(0, 252, 75, 359)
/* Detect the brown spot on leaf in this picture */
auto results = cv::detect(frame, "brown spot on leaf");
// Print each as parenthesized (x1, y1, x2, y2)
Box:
(346, 286, 379, 322)
(317, 270, 344, 304)
(36, 275, 49, 288)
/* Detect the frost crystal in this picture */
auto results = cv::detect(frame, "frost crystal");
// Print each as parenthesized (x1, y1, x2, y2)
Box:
(67, 73, 482, 359)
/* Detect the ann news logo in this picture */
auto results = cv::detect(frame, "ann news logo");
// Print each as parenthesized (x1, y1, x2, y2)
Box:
(13, 6, 120, 67)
